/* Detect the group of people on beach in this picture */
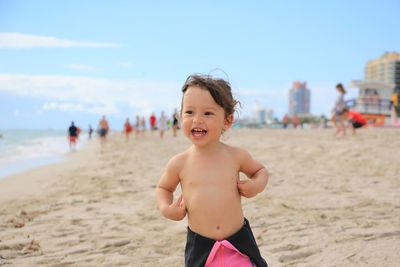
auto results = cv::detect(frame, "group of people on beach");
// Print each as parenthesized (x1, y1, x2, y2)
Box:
(122, 110, 180, 141)
(68, 110, 181, 151)
(67, 115, 109, 151)
(282, 114, 301, 128)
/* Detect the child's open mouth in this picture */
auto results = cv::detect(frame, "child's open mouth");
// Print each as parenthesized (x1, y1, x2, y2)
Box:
(191, 128, 207, 137)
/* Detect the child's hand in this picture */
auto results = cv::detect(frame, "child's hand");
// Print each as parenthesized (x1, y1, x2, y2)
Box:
(165, 194, 187, 221)
(237, 179, 259, 198)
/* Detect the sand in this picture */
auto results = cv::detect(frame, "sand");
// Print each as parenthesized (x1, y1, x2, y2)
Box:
(0, 128, 399, 266)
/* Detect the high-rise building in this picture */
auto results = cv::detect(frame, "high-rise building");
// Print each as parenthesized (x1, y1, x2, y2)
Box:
(253, 101, 266, 125)
(288, 81, 310, 116)
(365, 52, 400, 91)
(252, 101, 274, 125)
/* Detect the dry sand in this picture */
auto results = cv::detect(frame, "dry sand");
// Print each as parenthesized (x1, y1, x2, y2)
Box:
(0, 128, 399, 266)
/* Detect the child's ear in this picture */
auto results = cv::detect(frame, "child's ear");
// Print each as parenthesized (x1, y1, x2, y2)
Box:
(224, 114, 234, 130)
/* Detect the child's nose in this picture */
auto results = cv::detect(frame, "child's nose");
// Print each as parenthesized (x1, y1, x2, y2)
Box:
(193, 114, 203, 124)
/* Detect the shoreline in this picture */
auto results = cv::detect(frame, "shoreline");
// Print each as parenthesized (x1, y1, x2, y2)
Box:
(0, 128, 399, 266)
(0, 129, 89, 180)
(0, 156, 64, 180)
(0, 138, 97, 202)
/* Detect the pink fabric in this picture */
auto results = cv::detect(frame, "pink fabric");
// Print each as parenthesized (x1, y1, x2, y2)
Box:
(205, 240, 254, 267)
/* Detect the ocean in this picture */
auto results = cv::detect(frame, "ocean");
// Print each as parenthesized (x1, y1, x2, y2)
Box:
(0, 129, 87, 179)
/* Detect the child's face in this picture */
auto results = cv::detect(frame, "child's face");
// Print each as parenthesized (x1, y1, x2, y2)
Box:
(181, 86, 232, 147)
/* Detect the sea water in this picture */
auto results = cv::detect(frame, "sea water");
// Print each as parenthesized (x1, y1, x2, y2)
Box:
(0, 129, 87, 179)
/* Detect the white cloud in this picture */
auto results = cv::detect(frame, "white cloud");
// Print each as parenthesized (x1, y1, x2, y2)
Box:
(64, 64, 98, 71)
(41, 101, 118, 115)
(0, 32, 120, 49)
(0, 73, 181, 117)
(42, 102, 85, 112)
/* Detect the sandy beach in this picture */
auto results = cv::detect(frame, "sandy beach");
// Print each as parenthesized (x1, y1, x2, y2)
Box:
(0, 128, 399, 266)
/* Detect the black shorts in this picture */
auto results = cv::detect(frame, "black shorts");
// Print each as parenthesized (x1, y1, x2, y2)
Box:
(350, 120, 365, 129)
(184, 218, 268, 267)
(99, 128, 107, 137)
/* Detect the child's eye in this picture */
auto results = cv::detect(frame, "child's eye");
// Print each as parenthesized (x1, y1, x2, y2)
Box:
(185, 110, 193, 115)
(204, 112, 214, 116)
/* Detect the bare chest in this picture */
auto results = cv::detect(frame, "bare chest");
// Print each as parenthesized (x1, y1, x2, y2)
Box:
(180, 157, 239, 188)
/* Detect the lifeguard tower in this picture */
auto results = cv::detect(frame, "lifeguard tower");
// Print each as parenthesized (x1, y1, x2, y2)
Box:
(346, 80, 395, 125)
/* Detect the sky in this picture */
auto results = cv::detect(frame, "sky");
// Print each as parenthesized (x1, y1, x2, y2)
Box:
(0, 0, 399, 130)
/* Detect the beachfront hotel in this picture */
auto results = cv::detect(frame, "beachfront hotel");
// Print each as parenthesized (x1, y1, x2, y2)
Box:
(288, 81, 311, 116)
(365, 51, 400, 92)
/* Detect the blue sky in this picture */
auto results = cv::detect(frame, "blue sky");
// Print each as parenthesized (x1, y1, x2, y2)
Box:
(0, 0, 399, 129)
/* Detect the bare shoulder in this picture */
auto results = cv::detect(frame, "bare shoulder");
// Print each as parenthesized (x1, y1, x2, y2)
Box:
(165, 149, 190, 173)
(223, 143, 252, 161)
(158, 149, 190, 190)
(224, 143, 264, 177)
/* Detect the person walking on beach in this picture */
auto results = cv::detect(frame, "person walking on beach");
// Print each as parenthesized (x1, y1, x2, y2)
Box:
(282, 114, 289, 128)
(292, 114, 300, 129)
(172, 108, 179, 137)
(68, 121, 80, 151)
(156, 74, 269, 267)
(88, 125, 94, 139)
(150, 112, 157, 132)
(158, 111, 168, 139)
(98, 115, 110, 148)
(390, 90, 400, 125)
(331, 83, 347, 137)
(135, 115, 140, 138)
(123, 118, 133, 142)
(140, 116, 146, 136)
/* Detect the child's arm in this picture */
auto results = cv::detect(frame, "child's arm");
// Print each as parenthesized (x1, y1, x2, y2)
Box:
(236, 148, 269, 198)
(156, 156, 187, 221)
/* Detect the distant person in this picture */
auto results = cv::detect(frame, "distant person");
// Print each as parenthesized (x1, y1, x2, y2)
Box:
(319, 115, 328, 129)
(150, 113, 157, 132)
(282, 114, 289, 128)
(342, 108, 367, 135)
(390, 90, 400, 125)
(292, 114, 300, 128)
(172, 108, 179, 137)
(98, 115, 110, 148)
(158, 111, 168, 139)
(135, 115, 141, 138)
(123, 118, 133, 142)
(88, 125, 94, 139)
(331, 83, 347, 137)
(68, 121, 80, 151)
(140, 116, 146, 135)
(156, 74, 268, 266)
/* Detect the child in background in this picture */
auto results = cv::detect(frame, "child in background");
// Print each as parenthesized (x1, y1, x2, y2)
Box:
(156, 74, 269, 267)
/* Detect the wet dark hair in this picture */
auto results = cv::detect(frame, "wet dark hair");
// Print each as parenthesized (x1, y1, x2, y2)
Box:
(181, 74, 239, 119)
